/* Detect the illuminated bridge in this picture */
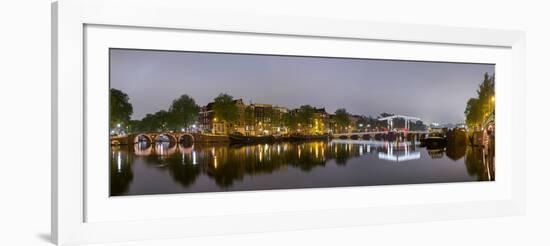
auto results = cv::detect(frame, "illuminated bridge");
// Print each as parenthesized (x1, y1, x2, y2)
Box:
(378, 115, 422, 130)
(110, 132, 228, 145)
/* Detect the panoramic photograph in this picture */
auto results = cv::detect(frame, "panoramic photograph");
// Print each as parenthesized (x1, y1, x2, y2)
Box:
(109, 48, 495, 196)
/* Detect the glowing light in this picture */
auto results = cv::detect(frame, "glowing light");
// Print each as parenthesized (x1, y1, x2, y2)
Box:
(117, 152, 122, 173)
(192, 151, 197, 165)
(315, 146, 319, 158)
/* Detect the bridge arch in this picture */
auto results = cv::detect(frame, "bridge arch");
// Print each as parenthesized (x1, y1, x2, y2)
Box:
(178, 133, 195, 147)
(154, 133, 177, 143)
(134, 134, 153, 144)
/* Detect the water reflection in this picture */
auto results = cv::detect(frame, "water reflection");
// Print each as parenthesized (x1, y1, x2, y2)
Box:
(464, 145, 495, 181)
(377, 142, 421, 162)
(110, 146, 134, 195)
(110, 140, 494, 196)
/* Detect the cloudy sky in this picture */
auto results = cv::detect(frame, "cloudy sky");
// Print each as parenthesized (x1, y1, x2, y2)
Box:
(110, 49, 494, 124)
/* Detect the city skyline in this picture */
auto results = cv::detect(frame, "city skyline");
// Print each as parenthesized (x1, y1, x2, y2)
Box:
(110, 48, 495, 124)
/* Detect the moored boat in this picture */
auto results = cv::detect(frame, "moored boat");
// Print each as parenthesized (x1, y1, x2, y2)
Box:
(421, 132, 447, 149)
(229, 133, 275, 143)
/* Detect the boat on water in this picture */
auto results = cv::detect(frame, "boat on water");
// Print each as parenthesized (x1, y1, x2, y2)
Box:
(420, 132, 447, 148)
(229, 132, 275, 143)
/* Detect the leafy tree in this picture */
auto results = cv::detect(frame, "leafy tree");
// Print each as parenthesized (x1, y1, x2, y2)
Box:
(168, 94, 199, 131)
(127, 120, 141, 133)
(464, 73, 495, 129)
(334, 108, 351, 133)
(138, 111, 170, 132)
(465, 98, 482, 127)
(110, 88, 133, 128)
(139, 113, 156, 132)
(153, 110, 171, 131)
(283, 112, 299, 133)
(212, 93, 239, 132)
(297, 105, 315, 133)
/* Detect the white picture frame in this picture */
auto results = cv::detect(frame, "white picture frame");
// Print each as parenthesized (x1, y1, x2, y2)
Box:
(52, 0, 526, 245)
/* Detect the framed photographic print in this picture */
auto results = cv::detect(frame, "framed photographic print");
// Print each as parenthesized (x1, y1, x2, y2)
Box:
(52, 0, 526, 245)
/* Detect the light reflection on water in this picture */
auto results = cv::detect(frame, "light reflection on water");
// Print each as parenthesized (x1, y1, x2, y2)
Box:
(110, 140, 495, 196)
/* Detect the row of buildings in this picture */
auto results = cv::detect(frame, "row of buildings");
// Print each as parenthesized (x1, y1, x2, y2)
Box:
(197, 98, 426, 136)
(199, 99, 354, 136)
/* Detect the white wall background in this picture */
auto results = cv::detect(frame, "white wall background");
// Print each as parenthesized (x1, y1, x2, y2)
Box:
(0, 0, 548, 245)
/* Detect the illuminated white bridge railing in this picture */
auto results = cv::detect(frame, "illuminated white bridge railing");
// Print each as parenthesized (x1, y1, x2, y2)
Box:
(378, 114, 422, 131)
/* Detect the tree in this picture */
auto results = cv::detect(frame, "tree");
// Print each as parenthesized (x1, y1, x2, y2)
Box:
(334, 108, 351, 133)
(139, 113, 156, 132)
(464, 73, 495, 129)
(479, 73, 495, 116)
(464, 98, 482, 128)
(212, 93, 239, 133)
(127, 119, 141, 133)
(153, 110, 171, 131)
(283, 112, 298, 133)
(297, 105, 315, 133)
(168, 94, 199, 131)
(138, 111, 170, 132)
(110, 88, 133, 128)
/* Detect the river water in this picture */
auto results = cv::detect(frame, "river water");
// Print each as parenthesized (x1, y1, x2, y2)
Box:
(110, 140, 495, 196)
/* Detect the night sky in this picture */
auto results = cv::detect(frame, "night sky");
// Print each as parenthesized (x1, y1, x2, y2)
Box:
(110, 49, 494, 124)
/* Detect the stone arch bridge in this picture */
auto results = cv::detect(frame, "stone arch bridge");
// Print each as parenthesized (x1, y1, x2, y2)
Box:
(110, 132, 228, 145)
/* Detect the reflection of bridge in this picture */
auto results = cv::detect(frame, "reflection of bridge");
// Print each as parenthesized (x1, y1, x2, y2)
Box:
(110, 132, 229, 145)
(377, 141, 421, 162)
(330, 139, 421, 162)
